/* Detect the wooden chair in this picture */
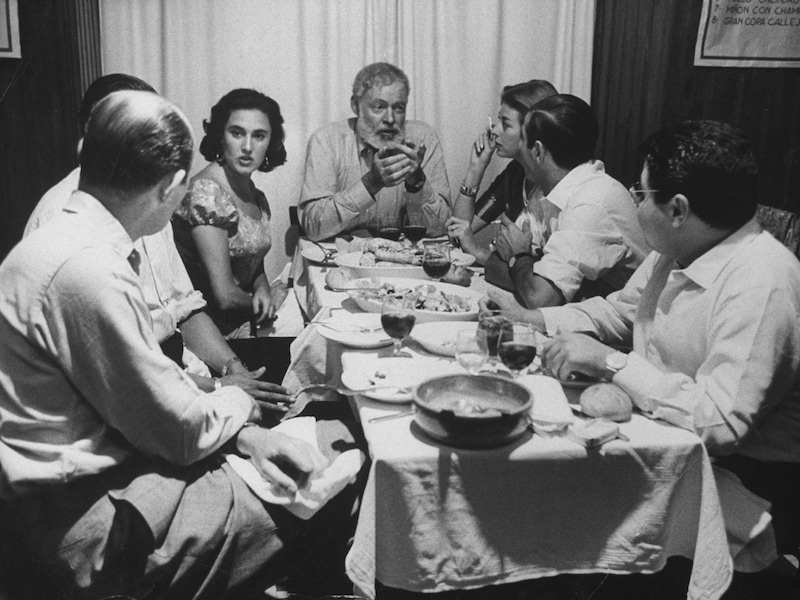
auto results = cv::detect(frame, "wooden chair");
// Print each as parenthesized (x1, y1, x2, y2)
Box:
(757, 204, 800, 258)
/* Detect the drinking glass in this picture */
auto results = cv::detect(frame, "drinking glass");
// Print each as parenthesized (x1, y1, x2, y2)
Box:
(366, 208, 380, 238)
(477, 310, 511, 372)
(497, 322, 538, 377)
(381, 296, 416, 357)
(455, 329, 489, 374)
(402, 211, 427, 248)
(376, 215, 402, 241)
(422, 242, 451, 280)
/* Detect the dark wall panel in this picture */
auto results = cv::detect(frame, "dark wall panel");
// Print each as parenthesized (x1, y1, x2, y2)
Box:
(0, 0, 84, 262)
(592, 0, 800, 212)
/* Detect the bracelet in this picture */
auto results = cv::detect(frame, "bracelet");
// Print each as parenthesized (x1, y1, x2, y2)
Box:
(460, 182, 479, 197)
(221, 356, 246, 376)
(213, 377, 222, 391)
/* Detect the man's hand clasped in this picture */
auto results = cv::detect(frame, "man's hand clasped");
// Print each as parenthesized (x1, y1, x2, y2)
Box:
(367, 140, 427, 191)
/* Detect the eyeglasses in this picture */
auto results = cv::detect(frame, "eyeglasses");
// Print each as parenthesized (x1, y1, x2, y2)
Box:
(628, 182, 660, 207)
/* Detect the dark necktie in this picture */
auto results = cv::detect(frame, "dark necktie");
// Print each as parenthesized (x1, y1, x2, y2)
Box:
(127, 249, 141, 275)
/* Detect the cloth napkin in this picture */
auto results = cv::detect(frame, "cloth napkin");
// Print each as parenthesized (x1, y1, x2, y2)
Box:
(517, 374, 575, 433)
(226, 417, 365, 520)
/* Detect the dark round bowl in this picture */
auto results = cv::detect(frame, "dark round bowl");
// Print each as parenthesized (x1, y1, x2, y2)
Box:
(412, 374, 532, 449)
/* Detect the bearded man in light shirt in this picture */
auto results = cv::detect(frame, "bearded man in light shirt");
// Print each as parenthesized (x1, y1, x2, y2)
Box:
(298, 62, 451, 241)
(25, 73, 290, 411)
(0, 90, 361, 599)
(487, 120, 800, 563)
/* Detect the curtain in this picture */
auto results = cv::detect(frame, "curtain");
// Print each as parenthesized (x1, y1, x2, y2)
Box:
(100, 0, 595, 279)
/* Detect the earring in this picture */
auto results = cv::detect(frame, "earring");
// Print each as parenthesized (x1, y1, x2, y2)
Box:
(215, 151, 224, 165)
(261, 156, 270, 169)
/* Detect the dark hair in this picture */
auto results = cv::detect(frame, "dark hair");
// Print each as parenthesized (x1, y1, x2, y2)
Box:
(79, 74, 155, 131)
(500, 80, 558, 123)
(351, 62, 409, 104)
(523, 94, 598, 170)
(639, 120, 758, 229)
(80, 91, 194, 195)
(198, 89, 286, 172)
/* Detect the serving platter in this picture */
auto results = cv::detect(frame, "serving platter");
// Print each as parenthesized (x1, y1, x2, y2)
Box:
(412, 321, 479, 357)
(334, 249, 475, 280)
(346, 277, 483, 323)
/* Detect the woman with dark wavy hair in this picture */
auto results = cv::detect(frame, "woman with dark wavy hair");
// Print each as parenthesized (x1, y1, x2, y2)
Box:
(173, 88, 287, 337)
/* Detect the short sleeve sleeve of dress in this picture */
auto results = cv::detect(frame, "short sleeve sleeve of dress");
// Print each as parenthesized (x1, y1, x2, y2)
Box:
(176, 179, 240, 237)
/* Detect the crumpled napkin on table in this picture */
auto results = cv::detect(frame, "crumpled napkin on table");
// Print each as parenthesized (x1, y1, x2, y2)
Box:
(226, 416, 365, 520)
(517, 374, 575, 433)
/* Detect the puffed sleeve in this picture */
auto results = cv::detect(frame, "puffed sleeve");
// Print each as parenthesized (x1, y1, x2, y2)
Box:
(177, 179, 240, 237)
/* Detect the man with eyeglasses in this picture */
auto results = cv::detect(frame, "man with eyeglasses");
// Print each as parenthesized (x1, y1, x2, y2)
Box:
(487, 120, 800, 574)
(486, 94, 648, 308)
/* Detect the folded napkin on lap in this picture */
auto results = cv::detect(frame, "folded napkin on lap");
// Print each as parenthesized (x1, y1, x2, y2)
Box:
(517, 374, 575, 433)
(226, 416, 365, 520)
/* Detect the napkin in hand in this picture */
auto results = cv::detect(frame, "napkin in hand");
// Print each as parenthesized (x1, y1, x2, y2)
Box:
(517, 374, 575, 433)
(226, 416, 365, 520)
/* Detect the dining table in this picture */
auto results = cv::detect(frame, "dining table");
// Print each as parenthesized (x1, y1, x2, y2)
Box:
(282, 237, 743, 600)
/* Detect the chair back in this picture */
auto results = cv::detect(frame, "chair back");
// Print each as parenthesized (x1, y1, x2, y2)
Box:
(757, 205, 800, 258)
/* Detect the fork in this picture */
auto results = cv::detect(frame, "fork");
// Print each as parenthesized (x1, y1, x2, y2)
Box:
(291, 383, 410, 399)
(309, 239, 336, 263)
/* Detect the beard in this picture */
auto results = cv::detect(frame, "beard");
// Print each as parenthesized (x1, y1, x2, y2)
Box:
(356, 118, 405, 150)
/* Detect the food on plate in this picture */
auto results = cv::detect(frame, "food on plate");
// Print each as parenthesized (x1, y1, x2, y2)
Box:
(441, 264, 471, 287)
(325, 268, 354, 290)
(579, 383, 633, 422)
(374, 248, 419, 265)
(359, 238, 422, 267)
(350, 281, 471, 313)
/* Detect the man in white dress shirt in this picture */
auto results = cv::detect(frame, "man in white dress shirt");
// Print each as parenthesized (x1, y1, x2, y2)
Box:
(488, 120, 800, 563)
(0, 90, 360, 599)
(486, 94, 648, 308)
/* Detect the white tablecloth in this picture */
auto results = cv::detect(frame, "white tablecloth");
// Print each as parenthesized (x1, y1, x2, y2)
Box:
(345, 390, 733, 600)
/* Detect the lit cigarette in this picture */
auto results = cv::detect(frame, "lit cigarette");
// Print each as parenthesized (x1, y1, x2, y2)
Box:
(488, 116, 493, 130)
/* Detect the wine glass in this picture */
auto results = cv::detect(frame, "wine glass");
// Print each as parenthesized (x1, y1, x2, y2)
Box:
(402, 211, 427, 248)
(381, 295, 416, 357)
(455, 329, 489, 375)
(422, 242, 451, 281)
(366, 207, 380, 238)
(477, 310, 511, 373)
(497, 322, 538, 378)
(376, 215, 402, 241)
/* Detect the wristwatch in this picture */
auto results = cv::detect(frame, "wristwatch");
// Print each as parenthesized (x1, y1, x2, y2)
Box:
(604, 351, 628, 381)
(508, 252, 532, 269)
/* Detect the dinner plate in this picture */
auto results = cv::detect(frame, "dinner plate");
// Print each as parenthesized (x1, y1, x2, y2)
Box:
(300, 243, 338, 265)
(313, 313, 393, 349)
(334, 249, 476, 280)
(412, 321, 478, 357)
(346, 277, 483, 323)
(340, 355, 462, 402)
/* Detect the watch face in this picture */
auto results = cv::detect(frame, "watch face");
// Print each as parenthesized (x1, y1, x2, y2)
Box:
(607, 351, 628, 371)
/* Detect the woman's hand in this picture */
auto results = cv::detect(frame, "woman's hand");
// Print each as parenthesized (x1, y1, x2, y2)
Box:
(221, 370, 293, 414)
(251, 281, 277, 324)
(236, 426, 328, 494)
(468, 127, 496, 172)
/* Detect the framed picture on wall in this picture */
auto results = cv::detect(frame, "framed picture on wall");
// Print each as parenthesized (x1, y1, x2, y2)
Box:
(1, 0, 21, 59)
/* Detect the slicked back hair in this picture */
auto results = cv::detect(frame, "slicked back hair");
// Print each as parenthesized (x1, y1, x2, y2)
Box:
(79, 73, 156, 132)
(524, 94, 598, 170)
(351, 62, 409, 104)
(639, 120, 758, 229)
(500, 79, 558, 123)
(80, 91, 194, 197)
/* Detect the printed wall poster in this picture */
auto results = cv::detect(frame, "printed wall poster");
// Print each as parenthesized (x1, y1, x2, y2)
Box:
(695, 0, 800, 67)
(0, 0, 21, 59)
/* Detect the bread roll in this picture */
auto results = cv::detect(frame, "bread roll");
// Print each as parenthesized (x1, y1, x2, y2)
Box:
(325, 268, 354, 290)
(579, 383, 633, 422)
(441, 265, 471, 287)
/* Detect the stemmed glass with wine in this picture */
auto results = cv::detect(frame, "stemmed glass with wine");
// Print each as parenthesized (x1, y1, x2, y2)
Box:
(377, 215, 402, 241)
(477, 310, 511, 373)
(381, 295, 416, 357)
(422, 242, 451, 281)
(402, 211, 427, 248)
(497, 322, 538, 377)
